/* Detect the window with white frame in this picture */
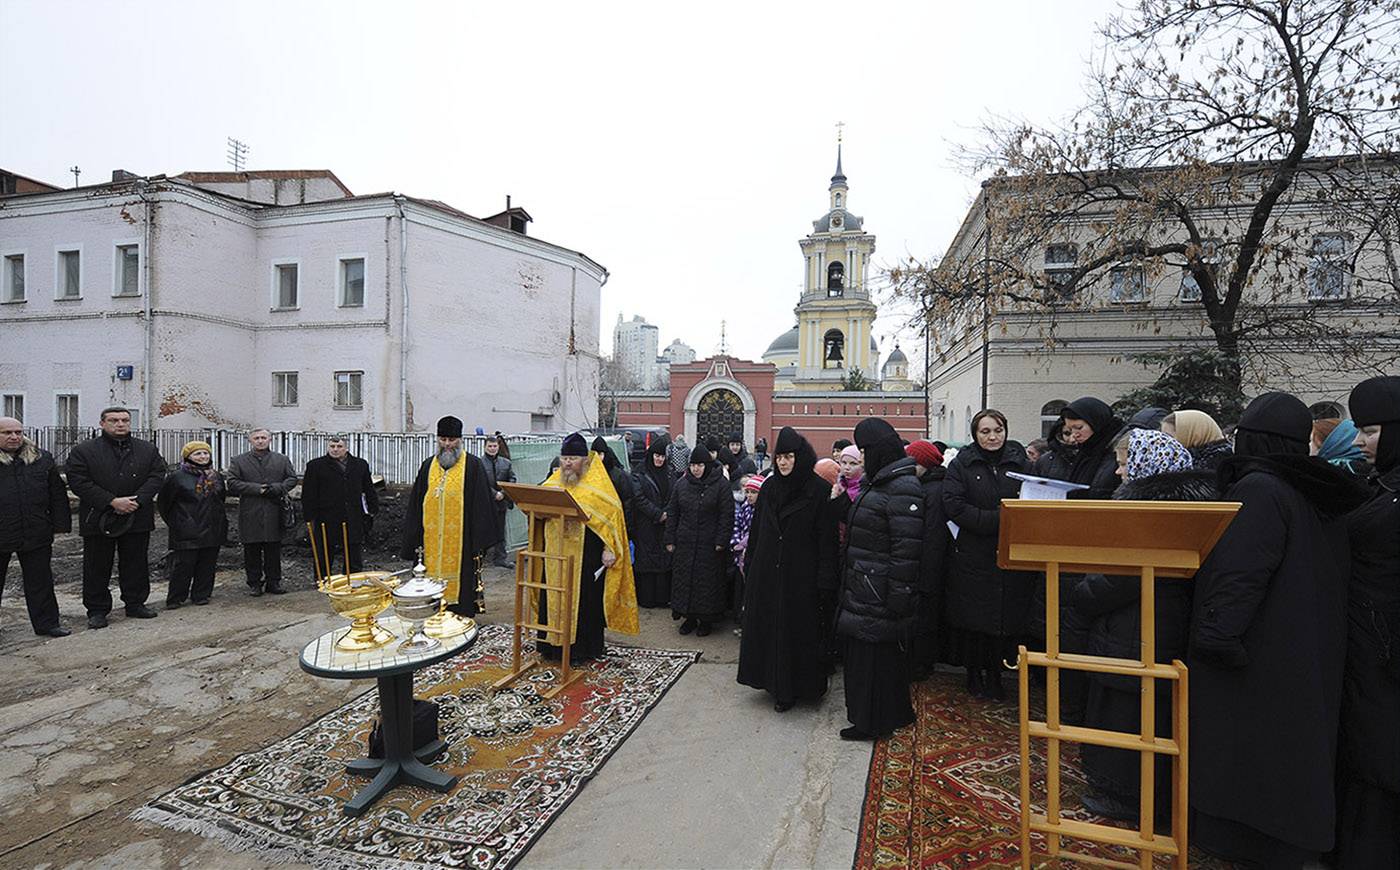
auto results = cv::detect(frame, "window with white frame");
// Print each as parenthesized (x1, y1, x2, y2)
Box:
(273, 372, 299, 406)
(3, 253, 25, 302)
(1179, 239, 1220, 302)
(1044, 244, 1077, 303)
(340, 257, 365, 307)
(334, 371, 363, 408)
(274, 262, 299, 309)
(115, 244, 140, 296)
(55, 394, 79, 429)
(3, 394, 23, 421)
(1110, 263, 1146, 303)
(1308, 233, 1351, 300)
(57, 249, 81, 299)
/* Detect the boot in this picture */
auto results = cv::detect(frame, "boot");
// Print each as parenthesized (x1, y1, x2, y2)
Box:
(965, 666, 984, 696)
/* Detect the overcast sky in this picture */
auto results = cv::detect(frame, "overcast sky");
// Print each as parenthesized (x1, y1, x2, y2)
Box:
(1, 0, 1123, 367)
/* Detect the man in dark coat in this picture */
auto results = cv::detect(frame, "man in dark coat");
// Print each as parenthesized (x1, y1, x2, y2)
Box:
(481, 434, 516, 568)
(400, 416, 499, 616)
(1336, 375, 1400, 870)
(0, 417, 72, 636)
(1189, 392, 1369, 869)
(737, 427, 840, 711)
(836, 418, 926, 740)
(664, 443, 734, 636)
(302, 435, 377, 576)
(65, 406, 166, 628)
(630, 435, 674, 608)
(226, 428, 298, 596)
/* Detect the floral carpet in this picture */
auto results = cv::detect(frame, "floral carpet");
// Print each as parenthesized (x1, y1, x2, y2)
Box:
(133, 623, 697, 870)
(854, 671, 1236, 870)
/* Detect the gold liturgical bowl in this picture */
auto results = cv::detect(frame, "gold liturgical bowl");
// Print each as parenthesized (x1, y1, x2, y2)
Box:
(324, 571, 400, 652)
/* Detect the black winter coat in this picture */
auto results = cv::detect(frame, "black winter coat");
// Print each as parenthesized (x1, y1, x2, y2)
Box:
(914, 467, 952, 638)
(665, 461, 734, 616)
(226, 449, 297, 544)
(302, 454, 377, 545)
(942, 440, 1033, 635)
(157, 466, 228, 550)
(837, 457, 925, 644)
(1340, 465, 1400, 792)
(0, 442, 71, 552)
(630, 461, 673, 574)
(1189, 454, 1369, 852)
(66, 434, 167, 536)
(481, 453, 516, 511)
(1064, 439, 1122, 498)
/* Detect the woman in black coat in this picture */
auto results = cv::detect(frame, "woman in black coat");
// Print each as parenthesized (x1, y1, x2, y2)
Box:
(942, 408, 1033, 700)
(1188, 392, 1369, 869)
(1071, 428, 1209, 822)
(630, 436, 674, 609)
(836, 418, 926, 740)
(1058, 397, 1126, 497)
(1336, 376, 1400, 870)
(157, 441, 227, 607)
(905, 440, 951, 680)
(664, 444, 734, 636)
(737, 427, 839, 711)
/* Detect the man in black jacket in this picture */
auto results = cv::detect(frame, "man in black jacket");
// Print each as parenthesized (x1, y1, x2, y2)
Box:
(65, 407, 166, 628)
(302, 435, 377, 576)
(0, 417, 72, 637)
(480, 434, 516, 568)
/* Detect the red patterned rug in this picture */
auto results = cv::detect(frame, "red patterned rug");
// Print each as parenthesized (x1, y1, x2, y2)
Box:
(133, 623, 696, 870)
(853, 671, 1236, 869)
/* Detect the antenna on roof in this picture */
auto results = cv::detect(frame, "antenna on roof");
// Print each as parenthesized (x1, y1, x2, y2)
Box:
(69, 166, 81, 187)
(227, 137, 249, 172)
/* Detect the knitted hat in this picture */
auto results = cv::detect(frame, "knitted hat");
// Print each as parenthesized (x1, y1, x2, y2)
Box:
(839, 444, 863, 462)
(181, 440, 212, 459)
(905, 439, 944, 468)
(814, 458, 841, 485)
(743, 474, 765, 492)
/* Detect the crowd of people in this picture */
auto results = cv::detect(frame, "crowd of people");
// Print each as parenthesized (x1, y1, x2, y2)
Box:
(2, 375, 1396, 869)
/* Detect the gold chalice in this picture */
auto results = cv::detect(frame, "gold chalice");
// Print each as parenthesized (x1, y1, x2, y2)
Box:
(324, 571, 399, 652)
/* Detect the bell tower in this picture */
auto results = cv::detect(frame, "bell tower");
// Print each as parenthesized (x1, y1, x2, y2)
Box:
(791, 134, 878, 390)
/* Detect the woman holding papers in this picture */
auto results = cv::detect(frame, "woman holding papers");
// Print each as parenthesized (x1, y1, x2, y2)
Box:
(941, 409, 1032, 700)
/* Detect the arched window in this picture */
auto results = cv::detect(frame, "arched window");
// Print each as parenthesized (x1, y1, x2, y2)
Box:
(1041, 399, 1069, 439)
(834, 192, 843, 208)
(827, 261, 845, 296)
(823, 329, 845, 369)
(1308, 400, 1345, 420)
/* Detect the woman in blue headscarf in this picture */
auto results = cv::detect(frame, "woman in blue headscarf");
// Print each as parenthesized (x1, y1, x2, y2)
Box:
(1312, 417, 1370, 475)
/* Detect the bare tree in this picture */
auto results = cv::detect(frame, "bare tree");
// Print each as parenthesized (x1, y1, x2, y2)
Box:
(894, 0, 1400, 393)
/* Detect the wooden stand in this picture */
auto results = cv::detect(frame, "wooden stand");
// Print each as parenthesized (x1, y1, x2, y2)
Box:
(997, 499, 1239, 870)
(492, 482, 589, 699)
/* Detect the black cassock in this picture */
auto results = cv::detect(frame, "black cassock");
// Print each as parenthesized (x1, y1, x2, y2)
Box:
(537, 528, 607, 662)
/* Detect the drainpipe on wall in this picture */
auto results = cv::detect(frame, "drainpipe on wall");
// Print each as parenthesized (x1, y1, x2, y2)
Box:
(137, 179, 153, 427)
(396, 196, 409, 432)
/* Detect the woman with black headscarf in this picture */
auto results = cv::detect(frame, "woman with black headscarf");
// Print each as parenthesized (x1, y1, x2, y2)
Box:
(630, 435, 674, 609)
(836, 418, 926, 740)
(1188, 392, 1369, 869)
(1058, 396, 1126, 497)
(1336, 375, 1400, 870)
(737, 427, 840, 711)
(942, 409, 1033, 700)
(664, 444, 734, 636)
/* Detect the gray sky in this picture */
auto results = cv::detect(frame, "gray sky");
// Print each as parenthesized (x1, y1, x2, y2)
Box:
(1, 0, 1122, 367)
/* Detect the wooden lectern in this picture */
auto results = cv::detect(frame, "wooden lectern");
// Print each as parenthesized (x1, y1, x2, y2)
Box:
(493, 482, 590, 699)
(998, 499, 1238, 870)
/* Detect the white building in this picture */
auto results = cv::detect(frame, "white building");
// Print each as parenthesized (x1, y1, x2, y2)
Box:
(0, 169, 606, 435)
(661, 338, 695, 366)
(612, 314, 662, 389)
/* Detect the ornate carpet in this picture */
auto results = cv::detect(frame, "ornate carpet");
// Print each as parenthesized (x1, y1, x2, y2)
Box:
(853, 671, 1236, 870)
(133, 623, 697, 870)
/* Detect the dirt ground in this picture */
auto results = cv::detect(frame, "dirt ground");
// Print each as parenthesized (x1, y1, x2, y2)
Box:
(0, 488, 517, 870)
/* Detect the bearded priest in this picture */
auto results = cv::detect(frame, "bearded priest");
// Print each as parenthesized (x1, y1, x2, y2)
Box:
(400, 416, 500, 615)
(533, 432, 639, 663)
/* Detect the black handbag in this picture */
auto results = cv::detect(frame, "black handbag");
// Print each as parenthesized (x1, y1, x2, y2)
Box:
(367, 698, 440, 758)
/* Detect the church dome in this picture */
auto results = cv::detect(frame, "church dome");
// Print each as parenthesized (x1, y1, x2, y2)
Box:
(764, 326, 799, 357)
(884, 346, 907, 366)
(812, 209, 863, 233)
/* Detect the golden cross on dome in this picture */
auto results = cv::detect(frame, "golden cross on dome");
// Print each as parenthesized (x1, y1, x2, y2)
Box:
(835, 121, 845, 143)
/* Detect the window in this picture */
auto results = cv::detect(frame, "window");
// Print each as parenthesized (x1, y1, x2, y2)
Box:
(3, 254, 25, 302)
(1309, 233, 1350, 300)
(274, 262, 299, 308)
(530, 413, 553, 431)
(3, 394, 23, 421)
(340, 258, 365, 307)
(823, 329, 845, 369)
(56, 249, 81, 299)
(1041, 399, 1068, 440)
(115, 244, 140, 296)
(273, 372, 299, 406)
(1043, 244, 1077, 303)
(1110, 264, 1146, 303)
(334, 371, 363, 408)
(827, 261, 845, 296)
(1179, 239, 1219, 302)
(55, 394, 79, 429)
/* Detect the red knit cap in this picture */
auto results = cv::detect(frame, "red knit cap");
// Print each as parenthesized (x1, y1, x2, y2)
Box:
(905, 439, 944, 468)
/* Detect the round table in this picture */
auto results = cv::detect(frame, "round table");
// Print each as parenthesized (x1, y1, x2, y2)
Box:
(299, 616, 478, 817)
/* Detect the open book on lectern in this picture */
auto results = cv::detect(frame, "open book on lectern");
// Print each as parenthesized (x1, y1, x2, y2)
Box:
(1005, 471, 1090, 500)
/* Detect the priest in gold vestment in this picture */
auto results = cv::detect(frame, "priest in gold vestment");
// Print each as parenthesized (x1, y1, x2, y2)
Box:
(400, 416, 500, 615)
(533, 432, 638, 662)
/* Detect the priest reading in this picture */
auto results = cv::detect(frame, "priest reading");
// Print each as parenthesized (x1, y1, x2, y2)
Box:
(534, 432, 639, 662)
(400, 415, 500, 616)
